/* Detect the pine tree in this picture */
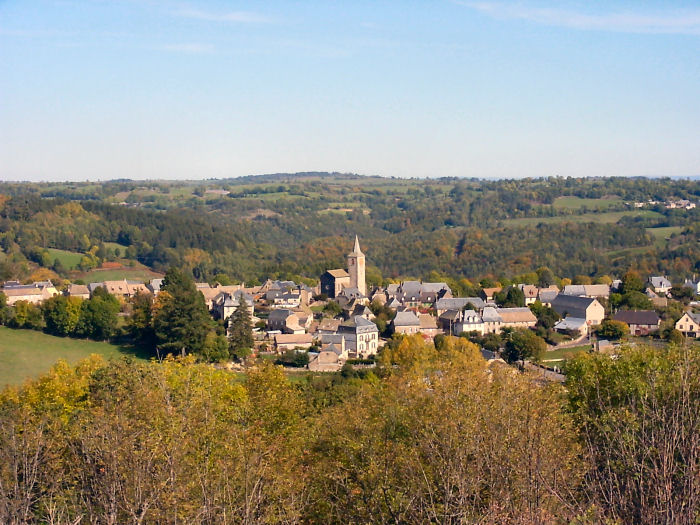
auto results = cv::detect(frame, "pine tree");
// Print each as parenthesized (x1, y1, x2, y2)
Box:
(154, 267, 213, 356)
(228, 297, 253, 359)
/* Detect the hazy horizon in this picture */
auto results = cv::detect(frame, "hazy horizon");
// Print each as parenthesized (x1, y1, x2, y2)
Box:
(2, 1, 699, 181)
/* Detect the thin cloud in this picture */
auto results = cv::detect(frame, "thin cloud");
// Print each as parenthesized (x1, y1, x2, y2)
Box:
(174, 8, 271, 24)
(456, 1, 700, 35)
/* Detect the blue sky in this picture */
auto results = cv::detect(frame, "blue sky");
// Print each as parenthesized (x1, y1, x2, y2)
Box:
(1, 1, 699, 181)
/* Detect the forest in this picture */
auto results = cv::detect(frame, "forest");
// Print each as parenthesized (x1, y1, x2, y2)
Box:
(0, 337, 697, 524)
(0, 174, 698, 286)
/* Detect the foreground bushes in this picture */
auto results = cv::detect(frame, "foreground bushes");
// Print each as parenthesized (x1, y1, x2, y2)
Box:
(0, 336, 697, 524)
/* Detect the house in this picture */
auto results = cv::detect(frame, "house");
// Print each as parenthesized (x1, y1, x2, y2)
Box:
(308, 347, 343, 371)
(551, 295, 605, 335)
(683, 279, 700, 296)
(537, 289, 559, 307)
(337, 316, 379, 358)
(612, 310, 660, 336)
(453, 310, 484, 335)
(480, 287, 502, 302)
(348, 304, 374, 321)
(645, 288, 668, 308)
(518, 284, 539, 305)
(65, 284, 90, 300)
(481, 307, 502, 333)
(214, 291, 254, 321)
(1, 281, 59, 305)
(317, 318, 341, 335)
(497, 307, 537, 330)
(268, 309, 298, 332)
(147, 278, 164, 295)
(391, 310, 421, 335)
(418, 314, 441, 336)
(274, 333, 314, 352)
(648, 276, 672, 295)
(675, 312, 700, 338)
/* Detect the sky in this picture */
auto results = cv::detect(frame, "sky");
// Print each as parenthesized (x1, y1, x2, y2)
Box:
(1, 0, 699, 181)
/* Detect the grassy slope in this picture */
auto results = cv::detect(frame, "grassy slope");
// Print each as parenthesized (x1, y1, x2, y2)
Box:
(0, 326, 149, 387)
(501, 209, 663, 227)
(46, 248, 83, 269)
(552, 196, 622, 210)
(74, 266, 163, 283)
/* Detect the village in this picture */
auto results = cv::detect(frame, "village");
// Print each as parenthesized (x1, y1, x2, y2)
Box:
(2, 235, 699, 374)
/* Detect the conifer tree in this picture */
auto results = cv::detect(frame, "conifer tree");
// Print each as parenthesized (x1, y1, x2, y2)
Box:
(228, 297, 253, 359)
(154, 267, 213, 356)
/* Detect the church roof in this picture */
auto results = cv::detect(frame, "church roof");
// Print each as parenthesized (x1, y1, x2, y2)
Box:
(325, 269, 350, 278)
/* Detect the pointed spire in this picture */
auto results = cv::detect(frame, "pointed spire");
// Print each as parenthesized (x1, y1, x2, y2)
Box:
(351, 235, 363, 256)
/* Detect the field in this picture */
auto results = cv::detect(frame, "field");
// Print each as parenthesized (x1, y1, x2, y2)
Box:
(552, 196, 622, 210)
(0, 326, 149, 387)
(46, 248, 83, 269)
(74, 266, 163, 283)
(501, 209, 663, 228)
(646, 226, 683, 249)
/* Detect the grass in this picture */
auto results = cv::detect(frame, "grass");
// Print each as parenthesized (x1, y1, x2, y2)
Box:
(46, 248, 83, 269)
(0, 326, 149, 387)
(501, 210, 663, 228)
(646, 226, 683, 249)
(541, 344, 593, 364)
(75, 266, 163, 283)
(552, 196, 622, 210)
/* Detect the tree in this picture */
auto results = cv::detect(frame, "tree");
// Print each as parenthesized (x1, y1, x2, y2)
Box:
(0, 292, 8, 325)
(323, 300, 342, 317)
(75, 288, 120, 340)
(127, 291, 155, 347)
(621, 291, 652, 310)
(9, 300, 44, 330)
(536, 266, 556, 288)
(503, 329, 546, 365)
(596, 319, 629, 340)
(153, 267, 214, 356)
(228, 297, 253, 360)
(495, 286, 525, 307)
(566, 345, 700, 524)
(42, 295, 82, 336)
(621, 270, 644, 294)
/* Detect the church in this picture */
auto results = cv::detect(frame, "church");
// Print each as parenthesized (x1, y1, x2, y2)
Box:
(320, 236, 366, 299)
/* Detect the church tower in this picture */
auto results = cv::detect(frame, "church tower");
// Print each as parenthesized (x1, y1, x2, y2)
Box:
(347, 235, 366, 296)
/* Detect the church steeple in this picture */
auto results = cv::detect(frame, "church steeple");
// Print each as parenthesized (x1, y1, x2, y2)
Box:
(350, 234, 363, 256)
(347, 235, 366, 296)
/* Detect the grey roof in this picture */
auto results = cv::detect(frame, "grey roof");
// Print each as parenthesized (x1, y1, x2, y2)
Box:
(435, 297, 485, 311)
(538, 290, 559, 303)
(562, 285, 587, 297)
(392, 310, 421, 326)
(386, 298, 401, 308)
(649, 276, 672, 288)
(386, 284, 400, 295)
(420, 282, 450, 293)
(551, 294, 596, 319)
(481, 306, 502, 323)
(338, 315, 378, 335)
(613, 310, 660, 326)
(439, 309, 461, 321)
(149, 278, 164, 292)
(399, 281, 422, 297)
(268, 309, 294, 322)
(554, 317, 587, 330)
